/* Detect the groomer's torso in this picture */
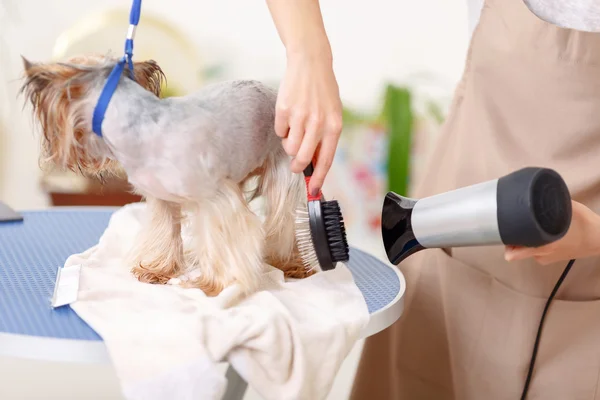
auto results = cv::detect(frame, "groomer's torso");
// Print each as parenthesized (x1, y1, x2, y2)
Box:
(437, 0, 600, 300)
(351, 1, 600, 399)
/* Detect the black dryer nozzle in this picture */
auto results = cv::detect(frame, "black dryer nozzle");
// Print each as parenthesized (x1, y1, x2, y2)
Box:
(381, 192, 424, 265)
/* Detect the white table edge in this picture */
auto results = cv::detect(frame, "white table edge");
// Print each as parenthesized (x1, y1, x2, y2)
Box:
(0, 332, 111, 363)
(359, 261, 406, 339)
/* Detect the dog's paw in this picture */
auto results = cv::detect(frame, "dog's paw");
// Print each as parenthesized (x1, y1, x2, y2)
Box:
(183, 276, 225, 297)
(131, 263, 173, 285)
(270, 256, 316, 279)
(283, 265, 316, 279)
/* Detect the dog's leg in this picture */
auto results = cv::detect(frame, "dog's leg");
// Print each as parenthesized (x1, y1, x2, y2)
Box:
(187, 179, 265, 296)
(129, 196, 184, 284)
(259, 149, 315, 279)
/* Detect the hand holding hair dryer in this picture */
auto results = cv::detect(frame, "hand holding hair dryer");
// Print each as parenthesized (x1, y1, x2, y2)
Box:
(381, 167, 573, 265)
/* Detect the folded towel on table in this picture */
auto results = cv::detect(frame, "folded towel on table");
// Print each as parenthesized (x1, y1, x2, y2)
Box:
(64, 202, 369, 400)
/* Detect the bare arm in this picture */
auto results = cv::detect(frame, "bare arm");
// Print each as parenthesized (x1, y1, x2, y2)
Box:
(266, 0, 332, 58)
(266, 0, 343, 196)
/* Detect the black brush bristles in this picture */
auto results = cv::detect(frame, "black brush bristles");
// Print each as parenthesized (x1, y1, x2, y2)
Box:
(321, 200, 349, 263)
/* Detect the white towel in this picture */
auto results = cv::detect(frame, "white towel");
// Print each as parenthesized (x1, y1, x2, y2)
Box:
(64, 203, 369, 400)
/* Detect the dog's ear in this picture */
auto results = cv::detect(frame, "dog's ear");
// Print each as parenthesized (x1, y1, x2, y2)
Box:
(21, 55, 35, 73)
(133, 60, 166, 98)
(21, 56, 55, 95)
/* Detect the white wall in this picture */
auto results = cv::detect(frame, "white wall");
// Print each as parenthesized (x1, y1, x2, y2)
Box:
(0, 1, 469, 399)
(0, 0, 469, 209)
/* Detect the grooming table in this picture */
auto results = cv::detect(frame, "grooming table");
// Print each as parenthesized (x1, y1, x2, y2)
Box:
(0, 208, 405, 400)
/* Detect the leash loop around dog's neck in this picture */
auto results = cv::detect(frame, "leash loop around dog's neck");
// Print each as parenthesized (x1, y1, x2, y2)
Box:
(92, 0, 143, 137)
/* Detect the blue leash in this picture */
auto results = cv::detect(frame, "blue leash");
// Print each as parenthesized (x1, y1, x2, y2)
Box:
(92, 0, 143, 137)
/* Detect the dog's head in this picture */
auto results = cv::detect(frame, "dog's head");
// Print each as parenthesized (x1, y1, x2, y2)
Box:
(20, 54, 165, 178)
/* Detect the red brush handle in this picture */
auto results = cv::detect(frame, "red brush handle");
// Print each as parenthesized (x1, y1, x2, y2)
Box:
(303, 162, 322, 201)
(305, 177, 322, 201)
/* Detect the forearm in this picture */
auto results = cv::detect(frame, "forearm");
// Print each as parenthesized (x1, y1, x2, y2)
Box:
(266, 0, 342, 191)
(265, 0, 332, 59)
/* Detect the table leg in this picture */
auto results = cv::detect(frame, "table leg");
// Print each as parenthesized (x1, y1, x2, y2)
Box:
(222, 364, 248, 400)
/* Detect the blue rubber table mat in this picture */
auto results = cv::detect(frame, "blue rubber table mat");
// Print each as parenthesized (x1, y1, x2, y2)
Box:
(0, 209, 400, 341)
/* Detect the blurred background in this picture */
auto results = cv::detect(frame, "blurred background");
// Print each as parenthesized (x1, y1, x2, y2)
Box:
(0, 0, 470, 398)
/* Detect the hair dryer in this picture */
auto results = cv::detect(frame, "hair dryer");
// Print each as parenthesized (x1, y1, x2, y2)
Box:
(381, 167, 572, 265)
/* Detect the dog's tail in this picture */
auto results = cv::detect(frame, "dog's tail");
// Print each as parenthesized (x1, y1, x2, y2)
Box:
(256, 146, 306, 266)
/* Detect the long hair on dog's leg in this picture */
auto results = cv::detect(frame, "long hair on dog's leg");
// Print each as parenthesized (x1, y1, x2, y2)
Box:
(128, 196, 185, 284)
(258, 146, 313, 278)
(186, 179, 265, 296)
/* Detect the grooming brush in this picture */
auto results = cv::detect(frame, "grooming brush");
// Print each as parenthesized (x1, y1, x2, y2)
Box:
(295, 162, 350, 271)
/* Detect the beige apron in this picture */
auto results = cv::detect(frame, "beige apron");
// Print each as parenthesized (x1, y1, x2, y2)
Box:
(350, 0, 600, 399)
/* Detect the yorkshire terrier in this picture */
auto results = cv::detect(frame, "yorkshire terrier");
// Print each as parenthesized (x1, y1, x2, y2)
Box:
(20, 54, 312, 296)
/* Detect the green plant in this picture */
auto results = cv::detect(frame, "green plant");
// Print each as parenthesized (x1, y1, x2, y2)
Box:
(340, 84, 415, 196)
(380, 84, 413, 196)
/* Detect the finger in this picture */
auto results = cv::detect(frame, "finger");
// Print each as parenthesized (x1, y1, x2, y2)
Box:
(307, 116, 342, 195)
(505, 246, 535, 261)
(275, 106, 290, 138)
(282, 114, 307, 158)
(534, 248, 570, 265)
(535, 256, 549, 265)
(534, 255, 558, 266)
(290, 117, 323, 173)
(505, 243, 557, 261)
(308, 134, 337, 196)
